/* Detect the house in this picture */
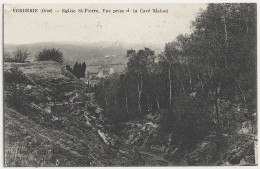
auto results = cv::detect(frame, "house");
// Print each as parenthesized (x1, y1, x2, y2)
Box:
(97, 65, 115, 78)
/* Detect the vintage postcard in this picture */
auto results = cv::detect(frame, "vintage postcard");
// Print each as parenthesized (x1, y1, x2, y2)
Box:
(3, 2, 258, 167)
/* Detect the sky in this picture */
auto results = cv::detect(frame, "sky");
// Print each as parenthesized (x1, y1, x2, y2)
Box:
(4, 4, 207, 45)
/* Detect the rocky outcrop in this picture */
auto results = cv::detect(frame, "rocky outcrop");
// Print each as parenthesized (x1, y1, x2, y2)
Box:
(4, 61, 139, 166)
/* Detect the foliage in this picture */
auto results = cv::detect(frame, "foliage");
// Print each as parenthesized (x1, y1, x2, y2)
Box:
(4, 51, 13, 62)
(36, 48, 63, 63)
(4, 68, 29, 113)
(95, 3, 257, 155)
(8, 48, 30, 63)
(66, 62, 86, 78)
(4, 67, 30, 84)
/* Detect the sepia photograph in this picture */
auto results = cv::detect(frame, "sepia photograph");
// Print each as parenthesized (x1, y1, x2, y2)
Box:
(3, 2, 258, 167)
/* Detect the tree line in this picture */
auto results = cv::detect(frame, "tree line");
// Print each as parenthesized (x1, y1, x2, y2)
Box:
(66, 62, 86, 78)
(94, 3, 257, 156)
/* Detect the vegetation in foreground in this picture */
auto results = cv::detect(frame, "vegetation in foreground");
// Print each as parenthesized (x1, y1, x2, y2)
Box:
(4, 61, 144, 166)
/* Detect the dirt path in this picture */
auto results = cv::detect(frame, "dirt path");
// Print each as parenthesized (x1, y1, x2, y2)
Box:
(140, 151, 176, 166)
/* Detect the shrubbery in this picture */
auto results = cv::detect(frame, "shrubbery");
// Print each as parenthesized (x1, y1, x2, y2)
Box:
(36, 48, 63, 63)
(66, 62, 86, 78)
(4, 49, 30, 63)
(4, 67, 29, 84)
(4, 67, 30, 113)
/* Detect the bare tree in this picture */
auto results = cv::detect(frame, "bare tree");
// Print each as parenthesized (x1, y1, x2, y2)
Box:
(13, 48, 30, 63)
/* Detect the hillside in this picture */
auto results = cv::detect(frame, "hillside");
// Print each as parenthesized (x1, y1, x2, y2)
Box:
(3, 61, 141, 166)
(4, 41, 163, 65)
(3, 61, 257, 167)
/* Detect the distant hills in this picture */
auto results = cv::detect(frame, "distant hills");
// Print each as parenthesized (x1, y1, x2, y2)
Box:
(4, 41, 164, 66)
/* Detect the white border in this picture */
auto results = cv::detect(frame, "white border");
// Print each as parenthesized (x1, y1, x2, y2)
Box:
(0, 1, 259, 169)
(0, 0, 259, 3)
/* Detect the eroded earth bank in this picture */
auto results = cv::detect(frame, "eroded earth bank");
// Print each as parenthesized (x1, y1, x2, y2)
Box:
(4, 61, 256, 166)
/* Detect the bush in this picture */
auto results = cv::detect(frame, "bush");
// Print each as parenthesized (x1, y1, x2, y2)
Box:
(4, 51, 13, 62)
(36, 48, 63, 63)
(11, 48, 30, 63)
(4, 67, 29, 84)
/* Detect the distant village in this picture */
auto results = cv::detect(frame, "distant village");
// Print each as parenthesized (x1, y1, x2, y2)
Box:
(81, 56, 126, 86)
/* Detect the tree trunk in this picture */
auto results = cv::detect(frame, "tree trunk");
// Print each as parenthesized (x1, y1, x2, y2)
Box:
(137, 75, 143, 113)
(156, 94, 160, 109)
(214, 85, 223, 155)
(198, 73, 204, 91)
(105, 96, 108, 114)
(168, 68, 172, 107)
(180, 80, 186, 96)
(186, 63, 192, 91)
(223, 14, 247, 106)
(146, 96, 151, 112)
(125, 86, 129, 118)
(148, 96, 153, 112)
